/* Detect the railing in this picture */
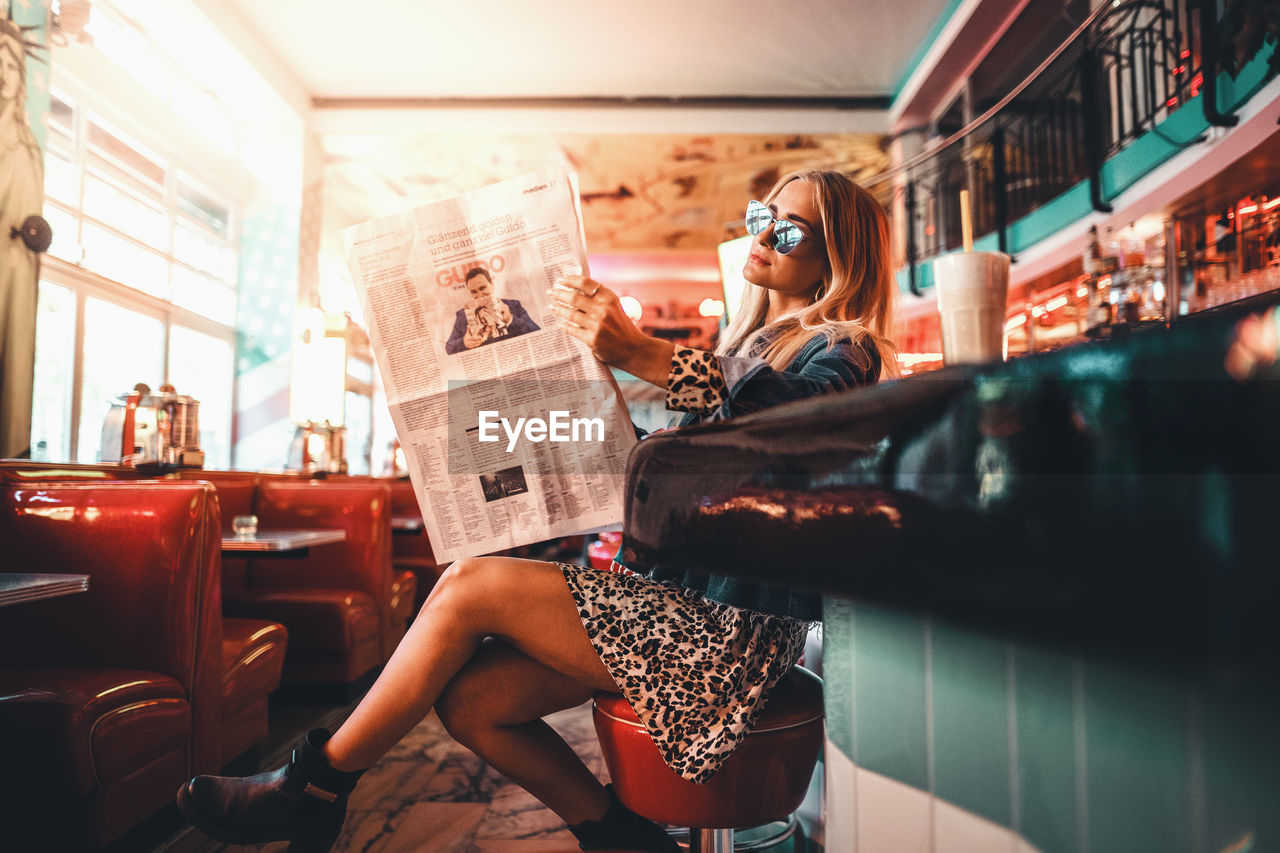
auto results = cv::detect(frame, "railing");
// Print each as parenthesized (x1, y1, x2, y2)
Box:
(872, 0, 1241, 294)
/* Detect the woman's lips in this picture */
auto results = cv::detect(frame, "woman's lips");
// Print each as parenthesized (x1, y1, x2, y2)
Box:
(748, 252, 769, 265)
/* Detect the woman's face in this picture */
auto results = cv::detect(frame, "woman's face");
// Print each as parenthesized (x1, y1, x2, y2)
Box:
(741, 179, 829, 301)
(0, 47, 22, 102)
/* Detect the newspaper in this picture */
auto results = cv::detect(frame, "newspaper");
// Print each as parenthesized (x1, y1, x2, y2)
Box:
(344, 171, 637, 563)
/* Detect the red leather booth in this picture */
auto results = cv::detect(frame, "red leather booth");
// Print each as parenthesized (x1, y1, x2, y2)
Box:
(0, 480, 224, 849)
(174, 472, 290, 763)
(0, 473, 290, 845)
(226, 479, 405, 685)
(388, 477, 447, 611)
(4, 464, 290, 769)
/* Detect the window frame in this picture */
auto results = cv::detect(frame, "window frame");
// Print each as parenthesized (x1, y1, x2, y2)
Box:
(37, 87, 240, 467)
(39, 255, 237, 464)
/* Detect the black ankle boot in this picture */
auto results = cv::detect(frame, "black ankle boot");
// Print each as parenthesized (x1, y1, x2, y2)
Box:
(177, 728, 364, 852)
(569, 784, 681, 852)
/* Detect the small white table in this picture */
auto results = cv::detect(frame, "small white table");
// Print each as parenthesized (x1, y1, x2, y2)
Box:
(221, 529, 347, 556)
(0, 573, 91, 607)
(392, 516, 424, 534)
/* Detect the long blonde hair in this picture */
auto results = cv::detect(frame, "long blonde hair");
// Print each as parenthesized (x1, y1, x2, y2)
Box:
(718, 170, 898, 377)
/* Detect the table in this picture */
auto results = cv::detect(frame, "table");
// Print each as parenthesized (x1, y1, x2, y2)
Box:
(0, 573, 90, 607)
(221, 529, 346, 556)
(392, 516, 424, 534)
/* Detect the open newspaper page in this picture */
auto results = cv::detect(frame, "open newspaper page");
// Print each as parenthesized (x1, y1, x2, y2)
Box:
(344, 171, 637, 563)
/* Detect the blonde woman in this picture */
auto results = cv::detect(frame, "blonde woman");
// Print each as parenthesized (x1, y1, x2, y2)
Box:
(179, 169, 897, 852)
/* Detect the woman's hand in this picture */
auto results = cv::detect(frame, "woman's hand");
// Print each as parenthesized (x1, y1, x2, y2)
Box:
(549, 276, 674, 387)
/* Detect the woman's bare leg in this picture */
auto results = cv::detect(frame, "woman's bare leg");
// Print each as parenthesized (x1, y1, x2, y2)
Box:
(323, 557, 616, 774)
(436, 639, 607, 824)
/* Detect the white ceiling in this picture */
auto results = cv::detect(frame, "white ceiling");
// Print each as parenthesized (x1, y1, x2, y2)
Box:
(221, 0, 951, 102)
(191, 0, 956, 294)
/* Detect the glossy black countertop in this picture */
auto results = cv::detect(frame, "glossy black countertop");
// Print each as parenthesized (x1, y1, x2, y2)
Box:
(622, 295, 1280, 669)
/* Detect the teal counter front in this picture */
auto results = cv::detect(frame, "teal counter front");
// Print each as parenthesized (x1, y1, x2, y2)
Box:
(621, 295, 1280, 853)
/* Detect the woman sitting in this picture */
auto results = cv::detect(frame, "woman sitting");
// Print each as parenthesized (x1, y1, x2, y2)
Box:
(177, 168, 897, 852)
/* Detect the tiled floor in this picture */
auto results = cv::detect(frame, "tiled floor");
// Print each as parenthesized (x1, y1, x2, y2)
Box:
(156, 700, 821, 853)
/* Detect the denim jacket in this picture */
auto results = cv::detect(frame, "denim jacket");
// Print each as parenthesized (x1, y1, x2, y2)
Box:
(620, 332, 883, 620)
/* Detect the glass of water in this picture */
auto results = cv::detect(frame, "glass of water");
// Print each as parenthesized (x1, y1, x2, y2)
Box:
(231, 514, 258, 539)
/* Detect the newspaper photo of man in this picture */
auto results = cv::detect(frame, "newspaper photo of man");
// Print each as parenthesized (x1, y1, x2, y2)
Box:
(445, 267, 540, 354)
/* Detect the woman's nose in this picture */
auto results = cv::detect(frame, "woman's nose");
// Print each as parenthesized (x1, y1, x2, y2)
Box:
(755, 221, 776, 249)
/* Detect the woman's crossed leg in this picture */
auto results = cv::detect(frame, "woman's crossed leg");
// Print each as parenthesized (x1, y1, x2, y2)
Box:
(325, 555, 618, 780)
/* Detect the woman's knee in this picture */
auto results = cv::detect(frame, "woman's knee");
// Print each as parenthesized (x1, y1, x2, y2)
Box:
(420, 556, 491, 615)
(423, 556, 554, 619)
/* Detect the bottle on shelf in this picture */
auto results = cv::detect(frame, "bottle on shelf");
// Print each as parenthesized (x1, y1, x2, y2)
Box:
(1084, 225, 1102, 275)
(1084, 225, 1117, 332)
(1087, 281, 1112, 330)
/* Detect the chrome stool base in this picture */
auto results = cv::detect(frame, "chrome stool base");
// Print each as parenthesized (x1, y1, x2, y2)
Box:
(672, 816, 800, 852)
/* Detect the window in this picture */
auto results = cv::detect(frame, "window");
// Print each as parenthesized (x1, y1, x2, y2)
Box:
(77, 298, 165, 463)
(33, 0, 304, 471)
(34, 88, 239, 468)
(344, 390, 372, 476)
(30, 282, 76, 462)
(168, 325, 235, 467)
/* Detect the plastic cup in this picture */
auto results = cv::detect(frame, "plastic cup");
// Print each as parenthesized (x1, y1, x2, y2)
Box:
(933, 251, 1011, 365)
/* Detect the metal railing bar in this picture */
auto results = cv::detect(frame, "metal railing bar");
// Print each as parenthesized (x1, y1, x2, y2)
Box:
(865, 0, 1116, 188)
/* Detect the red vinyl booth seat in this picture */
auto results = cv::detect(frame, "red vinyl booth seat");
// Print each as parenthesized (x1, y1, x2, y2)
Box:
(0, 480, 224, 850)
(8, 466, 291, 770)
(389, 565, 417, 627)
(338, 474, 420, 628)
(180, 475, 289, 763)
(592, 666, 824, 832)
(219, 616, 288, 763)
(227, 479, 401, 685)
(388, 477, 445, 611)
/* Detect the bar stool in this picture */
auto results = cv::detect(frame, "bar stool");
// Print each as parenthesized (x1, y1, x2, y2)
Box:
(587, 531, 623, 571)
(592, 666, 823, 852)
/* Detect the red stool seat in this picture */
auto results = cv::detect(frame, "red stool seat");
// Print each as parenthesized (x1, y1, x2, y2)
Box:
(593, 665, 823, 835)
(587, 532, 622, 572)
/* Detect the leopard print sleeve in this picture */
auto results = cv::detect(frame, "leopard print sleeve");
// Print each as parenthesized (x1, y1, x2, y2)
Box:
(666, 346, 728, 414)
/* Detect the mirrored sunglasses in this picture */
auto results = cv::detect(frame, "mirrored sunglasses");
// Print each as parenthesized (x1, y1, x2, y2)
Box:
(745, 199, 805, 255)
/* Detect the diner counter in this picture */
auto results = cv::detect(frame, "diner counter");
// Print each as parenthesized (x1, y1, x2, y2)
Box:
(621, 294, 1280, 669)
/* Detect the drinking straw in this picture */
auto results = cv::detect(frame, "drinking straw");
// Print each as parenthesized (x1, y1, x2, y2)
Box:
(959, 189, 974, 253)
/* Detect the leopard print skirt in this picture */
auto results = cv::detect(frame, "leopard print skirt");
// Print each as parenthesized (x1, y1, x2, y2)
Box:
(558, 562, 809, 784)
